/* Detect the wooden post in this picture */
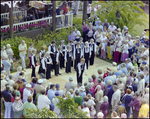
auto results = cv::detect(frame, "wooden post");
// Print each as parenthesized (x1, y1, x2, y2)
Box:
(82, 1, 88, 23)
(52, 1, 56, 31)
(9, 1, 13, 38)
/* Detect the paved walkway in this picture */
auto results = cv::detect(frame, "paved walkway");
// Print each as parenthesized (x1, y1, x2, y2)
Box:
(11, 58, 112, 91)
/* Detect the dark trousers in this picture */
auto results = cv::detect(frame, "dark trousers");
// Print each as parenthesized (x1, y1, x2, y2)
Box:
(83, 32, 87, 42)
(46, 64, 51, 79)
(84, 53, 89, 69)
(90, 51, 95, 65)
(66, 57, 71, 73)
(128, 49, 132, 58)
(132, 110, 139, 118)
(60, 52, 65, 69)
(31, 66, 36, 77)
(77, 69, 84, 84)
(75, 38, 80, 42)
(125, 107, 130, 118)
(53, 61, 59, 75)
(38, 68, 45, 75)
(87, 13, 90, 18)
(74, 55, 80, 70)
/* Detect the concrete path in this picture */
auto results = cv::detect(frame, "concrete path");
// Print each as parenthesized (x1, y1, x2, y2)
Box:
(11, 58, 112, 91)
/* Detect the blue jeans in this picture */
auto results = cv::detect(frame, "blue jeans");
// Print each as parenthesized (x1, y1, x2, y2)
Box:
(56, 9, 62, 24)
(4, 102, 12, 118)
(20, 54, 26, 69)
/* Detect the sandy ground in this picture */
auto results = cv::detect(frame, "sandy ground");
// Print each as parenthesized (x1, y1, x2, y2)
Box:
(11, 58, 112, 91)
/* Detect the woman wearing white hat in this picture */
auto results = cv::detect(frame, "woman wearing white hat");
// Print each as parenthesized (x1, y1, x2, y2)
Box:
(6, 44, 14, 71)
(121, 40, 129, 62)
(23, 84, 33, 103)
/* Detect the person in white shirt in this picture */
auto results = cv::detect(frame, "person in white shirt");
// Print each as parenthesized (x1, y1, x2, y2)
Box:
(7, 75, 15, 87)
(18, 40, 27, 71)
(137, 74, 145, 94)
(121, 40, 129, 62)
(38, 88, 51, 110)
(39, 46, 45, 63)
(127, 34, 133, 58)
(73, 29, 81, 42)
(94, 28, 102, 46)
(111, 85, 121, 111)
(76, 58, 87, 85)
(100, 32, 107, 59)
(23, 84, 33, 103)
(27, 43, 34, 68)
(1, 46, 8, 60)
(108, 22, 117, 32)
(87, 4, 91, 18)
(80, 102, 90, 117)
(13, 66, 22, 82)
(89, 38, 96, 65)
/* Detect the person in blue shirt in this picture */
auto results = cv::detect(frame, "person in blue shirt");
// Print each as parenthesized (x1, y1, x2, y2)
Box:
(132, 37, 140, 53)
(3, 55, 11, 76)
(125, 58, 133, 70)
(104, 80, 114, 113)
(104, 71, 115, 87)
(95, 21, 103, 31)
(79, 86, 86, 103)
(85, 86, 93, 96)
(121, 63, 127, 75)
(114, 68, 123, 78)
(143, 36, 149, 47)
(48, 84, 56, 111)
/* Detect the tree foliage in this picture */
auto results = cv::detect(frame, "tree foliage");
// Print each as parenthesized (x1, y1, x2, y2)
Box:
(91, 1, 148, 36)
(56, 96, 89, 118)
(24, 107, 58, 118)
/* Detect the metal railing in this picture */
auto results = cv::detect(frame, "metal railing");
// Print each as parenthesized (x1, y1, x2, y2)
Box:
(1, 13, 73, 31)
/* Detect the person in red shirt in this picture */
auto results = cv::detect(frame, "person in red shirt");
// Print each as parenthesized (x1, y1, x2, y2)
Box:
(62, 3, 69, 26)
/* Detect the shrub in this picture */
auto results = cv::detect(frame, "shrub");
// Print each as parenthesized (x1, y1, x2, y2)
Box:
(24, 107, 58, 118)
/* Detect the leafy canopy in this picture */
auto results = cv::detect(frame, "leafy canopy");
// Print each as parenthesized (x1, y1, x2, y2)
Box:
(91, 1, 148, 36)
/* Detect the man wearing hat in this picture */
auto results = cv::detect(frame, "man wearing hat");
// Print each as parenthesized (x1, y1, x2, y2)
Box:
(65, 76, 76, 93)
(23, 84, 33, 103)
(59, 40, 66, 69)
(55, 84, 64, 97)
(108, 62, 118, 73)
(34, 79, 45, 94)
(76, 58, 87, 84)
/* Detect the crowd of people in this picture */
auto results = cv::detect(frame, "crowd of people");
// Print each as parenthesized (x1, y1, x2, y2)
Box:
(1, 1, 149, 118)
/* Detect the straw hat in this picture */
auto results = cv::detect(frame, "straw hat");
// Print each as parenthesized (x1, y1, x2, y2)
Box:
(1, 74, 5, 79)
(80, 86, 85, 91)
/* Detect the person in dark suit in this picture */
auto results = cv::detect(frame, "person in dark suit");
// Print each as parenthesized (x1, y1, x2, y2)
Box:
(38, 53, 46, 75)
(59, 40, 66, 69)
(31, 49, 37, 77)
(89, 38, 96, 65)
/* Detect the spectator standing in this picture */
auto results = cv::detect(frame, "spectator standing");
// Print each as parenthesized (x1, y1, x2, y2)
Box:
(139, 98, 149, 118)
(115, 101, 126, 117)
(87, 4, 91, 18)
(27, 43, 34, 68)
(6, 44, 14, 70)
(73, 28, 81, 42)
(82, 21, 89, 42)
(38, 88, 51, 110)
(74, 90, 83, 106)
(99, 96, 109, 119)
(102, 19, 110, 30)
(23, 96, 37, 116)
(47, 84, 55, 111)
(108, 22, 117, 32)
(128, 91, 141, 118)
(1, 86, 12, 118)
(62, 2, 69, 26)
(65, 76, 76, 93)
(18, 40, 27, 71)
(2, 55, 11, 76)
(23, 84, 33, 103)
(12, 97, 24, 118)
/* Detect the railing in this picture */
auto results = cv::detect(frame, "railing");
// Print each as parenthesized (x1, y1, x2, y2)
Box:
(1, 13, 73, 31)
(1, 10, 27, 25)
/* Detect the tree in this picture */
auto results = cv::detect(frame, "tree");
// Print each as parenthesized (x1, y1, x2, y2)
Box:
(56, 96, 89, 118)
(91, 1, 148, 36)
(24, 107, 58, 118)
